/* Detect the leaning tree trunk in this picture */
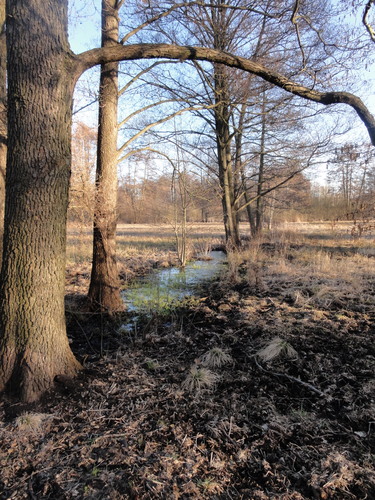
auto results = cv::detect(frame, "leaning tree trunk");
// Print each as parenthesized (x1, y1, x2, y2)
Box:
(0, 0, 81, 402)
(88, 0, 124, 313)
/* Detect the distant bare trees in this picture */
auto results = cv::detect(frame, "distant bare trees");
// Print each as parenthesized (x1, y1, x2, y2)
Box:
(327, 143, 375, 222)
(69, 122, 96, 224)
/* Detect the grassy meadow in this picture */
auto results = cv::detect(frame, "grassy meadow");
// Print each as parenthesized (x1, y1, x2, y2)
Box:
(66, 220, 375, 303)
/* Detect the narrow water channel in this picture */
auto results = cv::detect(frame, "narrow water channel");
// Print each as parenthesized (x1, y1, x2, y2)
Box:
(122, 250, 226, 314)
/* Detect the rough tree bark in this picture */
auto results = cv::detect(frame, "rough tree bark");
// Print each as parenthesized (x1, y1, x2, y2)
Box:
(2, 0, 375, 402)
(0, 0, 81, 402)
(214, 63, 241, 248)
(88, 0, 124, 313)
(0, 0, 6, 246)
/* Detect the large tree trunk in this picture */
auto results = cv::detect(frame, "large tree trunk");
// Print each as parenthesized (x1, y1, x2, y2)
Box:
(0, 0, 81, 402)
(0, 0, 6, 250)
(87, 0, 124, 313)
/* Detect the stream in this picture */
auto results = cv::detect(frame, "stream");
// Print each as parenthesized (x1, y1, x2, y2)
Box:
(122, 250, 226, 315)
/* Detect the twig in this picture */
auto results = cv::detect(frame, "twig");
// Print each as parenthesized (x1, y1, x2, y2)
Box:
(93, 433, 128, 442)
(252, 355, 326, 397)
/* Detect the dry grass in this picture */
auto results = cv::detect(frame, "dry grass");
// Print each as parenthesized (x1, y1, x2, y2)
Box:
(237, 222, 375, 316)
(182, 365, 219, 393)
(257, 337, 298, 363)
(200, 347, 233, 368)
(66, 220, 375, 314)
(14, 412, 51, 433)
(2, 220, 375, 499)
(66, 222, 226, 265)
(66, 222, 226, 296)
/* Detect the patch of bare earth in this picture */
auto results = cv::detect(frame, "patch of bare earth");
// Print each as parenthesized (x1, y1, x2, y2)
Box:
(1, 226, 374, 499)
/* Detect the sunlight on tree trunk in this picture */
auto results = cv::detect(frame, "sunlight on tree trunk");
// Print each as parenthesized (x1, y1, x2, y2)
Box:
(0, 0, 81, 402)
(88, 0, 124, 313)
(0, 0, 6, 251)
(2, 0, 375, 402)
(214, 64, 241, 248)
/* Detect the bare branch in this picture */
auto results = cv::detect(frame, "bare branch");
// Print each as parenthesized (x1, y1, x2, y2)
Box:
(76, 43, 375, 145)
(120, 2, 281, 44)
(119, 60, 180, 96)
(363, 0, 375, 42)
(252, 355, 326, 397)
(118, 98, 185, 128)
(117, 102, 217, 153)
(119, 146, 166, 163)
(290, 0, 307, 69)
(73, 98, 98, 115)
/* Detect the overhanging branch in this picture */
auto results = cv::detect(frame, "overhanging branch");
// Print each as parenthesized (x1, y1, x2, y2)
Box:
(76, 43, 375, 146)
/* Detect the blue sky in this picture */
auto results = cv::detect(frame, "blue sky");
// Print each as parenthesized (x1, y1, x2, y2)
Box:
(68, 0, 375, 119)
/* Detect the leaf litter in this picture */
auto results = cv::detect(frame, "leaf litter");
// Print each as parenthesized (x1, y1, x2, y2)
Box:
(0, 236, 375, 499)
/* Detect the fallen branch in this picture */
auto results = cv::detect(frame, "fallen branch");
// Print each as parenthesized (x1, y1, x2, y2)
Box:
(252, 355, 327, 397)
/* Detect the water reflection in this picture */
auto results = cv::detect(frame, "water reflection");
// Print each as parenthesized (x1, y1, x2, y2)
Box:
(122, 251, 226, 313)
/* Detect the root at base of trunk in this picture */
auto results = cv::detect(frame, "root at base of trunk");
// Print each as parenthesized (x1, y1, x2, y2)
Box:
(0, 345, 82, 402)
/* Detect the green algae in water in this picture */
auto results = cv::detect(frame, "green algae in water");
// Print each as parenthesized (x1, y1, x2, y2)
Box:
(123, 251, 226, 314)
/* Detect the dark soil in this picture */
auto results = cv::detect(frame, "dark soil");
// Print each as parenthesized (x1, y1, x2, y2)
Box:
(1, 249, 374, 499)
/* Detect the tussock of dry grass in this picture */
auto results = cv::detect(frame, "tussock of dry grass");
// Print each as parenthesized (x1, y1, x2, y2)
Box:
(257, 337, 298, 363)
(200, 347, 233, 368)
(15, 412, 51, 433)
(182, 365, 219, 393)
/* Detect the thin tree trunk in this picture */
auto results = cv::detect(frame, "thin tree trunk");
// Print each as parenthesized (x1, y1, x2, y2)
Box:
(214, 63, 241, 248)
(88, 0, 124, 313)
(255, 94, 266, 234)
(234, 101, 257, 237)
(0, 0, 81, 402)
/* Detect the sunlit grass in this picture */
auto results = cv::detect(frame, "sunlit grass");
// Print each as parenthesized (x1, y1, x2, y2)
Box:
(66, 221, 375, 312)
(257, 337, 298, 363)
(182, 365, 219, 393)
(66, 222, 226, 266)
(237, 222, 375, 315)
